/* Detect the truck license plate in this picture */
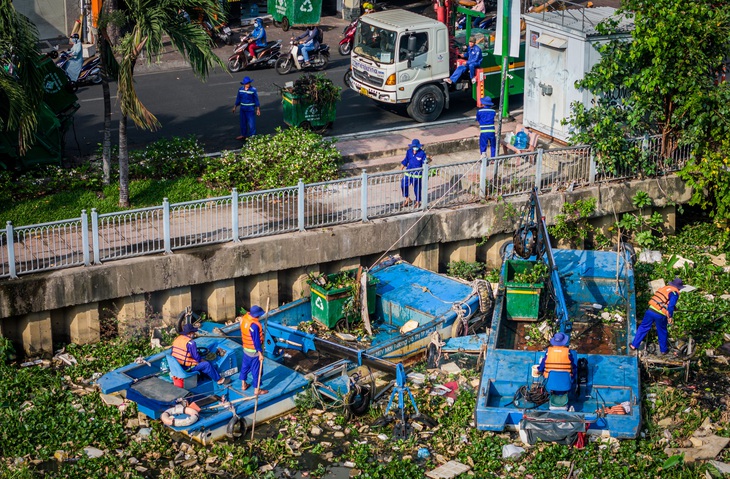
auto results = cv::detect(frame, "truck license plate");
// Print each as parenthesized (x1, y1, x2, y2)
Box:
(221, 367, 238, 377)
(359, 87, 368, 96)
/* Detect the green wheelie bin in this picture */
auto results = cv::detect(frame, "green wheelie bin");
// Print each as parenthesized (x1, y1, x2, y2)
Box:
(281, 89, 336, 133)
(267, 0, 322, 31)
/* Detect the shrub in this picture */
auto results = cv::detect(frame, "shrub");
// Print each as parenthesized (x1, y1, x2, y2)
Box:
(202, 127, 342, 191)
(127, 135, 207, 180)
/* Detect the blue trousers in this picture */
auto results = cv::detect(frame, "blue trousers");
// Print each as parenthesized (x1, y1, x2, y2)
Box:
(239, 109, 256, 138)
(401, 176, 422, 202)
(191, 360, 221, 382)
(631, 309, 669, 353)
(239, 351, 263, 387)
(480, 132, 496, 157)
(301, 42, 316, 62)
(449, 63, 477, 83)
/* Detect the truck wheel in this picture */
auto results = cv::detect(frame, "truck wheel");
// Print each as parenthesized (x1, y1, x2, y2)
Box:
(406, 85, 444, 122)
(275, 57, 292, 74)
(343, 70, 353, 88)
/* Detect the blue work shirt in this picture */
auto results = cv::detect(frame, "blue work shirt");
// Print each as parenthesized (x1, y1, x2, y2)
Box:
(235, 86, 260, 111)
(401, 148, 427, 177)
(251, 20, 267, 47)
(465, 44, 483, 68)
(249, 323, 263, 352)
(476, 106, 496, 133)
(187, 339, 203, 363)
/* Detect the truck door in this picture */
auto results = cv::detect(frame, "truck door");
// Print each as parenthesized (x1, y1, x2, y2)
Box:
(396, 31, 430, 94)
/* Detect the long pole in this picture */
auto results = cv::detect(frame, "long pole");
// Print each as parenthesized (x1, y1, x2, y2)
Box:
(249, 297, 270, 442)
(495, 0, 511, 145)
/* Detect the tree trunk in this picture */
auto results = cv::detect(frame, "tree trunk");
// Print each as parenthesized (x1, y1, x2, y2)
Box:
(99, 31, 112, 185)
(119, 114, 129, 207)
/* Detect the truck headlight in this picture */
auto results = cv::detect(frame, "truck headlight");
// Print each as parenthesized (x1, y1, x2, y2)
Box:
(385, 74, 396, 86)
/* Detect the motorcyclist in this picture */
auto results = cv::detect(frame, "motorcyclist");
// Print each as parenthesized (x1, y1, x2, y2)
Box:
(296, 25, 320, 67)
(247, 18, 267, 61)
(64, 33, 83, 82)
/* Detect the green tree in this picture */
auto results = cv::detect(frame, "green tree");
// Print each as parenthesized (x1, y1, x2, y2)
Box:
(0, 2, 43, 156)
(566, 0, 730, 171)
(110, 0, 225, 206)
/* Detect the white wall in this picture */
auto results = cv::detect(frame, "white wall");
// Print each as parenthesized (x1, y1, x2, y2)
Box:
(15, 0, 71, 41)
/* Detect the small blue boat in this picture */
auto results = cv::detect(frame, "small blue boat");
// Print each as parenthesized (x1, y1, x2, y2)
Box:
(98, 258, 490, 443)
(474, 189, 641, 440)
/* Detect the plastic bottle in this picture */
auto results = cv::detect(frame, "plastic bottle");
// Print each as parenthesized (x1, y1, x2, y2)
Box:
(160, 357, 169, 373)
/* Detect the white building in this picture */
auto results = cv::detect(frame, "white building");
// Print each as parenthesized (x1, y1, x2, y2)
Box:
(522, 6, 633, 143)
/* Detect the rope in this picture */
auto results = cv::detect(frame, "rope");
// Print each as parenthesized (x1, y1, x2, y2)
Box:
(369, 159, 482, 270)
(513, 383, 549, 407)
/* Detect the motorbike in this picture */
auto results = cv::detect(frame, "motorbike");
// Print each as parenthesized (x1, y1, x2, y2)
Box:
(55, 49, 102, 91)
(190, 11, 232, 46)
(227, 34, 282, 72)
(275, 38, 330, 75)
(339, 18, 358, 56)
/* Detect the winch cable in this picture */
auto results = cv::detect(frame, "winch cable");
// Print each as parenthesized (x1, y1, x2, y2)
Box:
(369, 159, 482, 270)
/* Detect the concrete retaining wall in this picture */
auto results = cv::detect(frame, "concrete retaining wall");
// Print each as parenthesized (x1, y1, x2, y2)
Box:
(0, 178, 691, 355)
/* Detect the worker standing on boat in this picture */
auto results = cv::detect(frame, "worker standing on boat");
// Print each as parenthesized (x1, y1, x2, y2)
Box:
(630, 277, 683, 355)
(171, 323, 229, 385)
(537, 332, 577, 385)
(239, 305, 268, 395)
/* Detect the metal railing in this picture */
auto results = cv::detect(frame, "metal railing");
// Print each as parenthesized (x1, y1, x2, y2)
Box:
(0, 135, 690, 279)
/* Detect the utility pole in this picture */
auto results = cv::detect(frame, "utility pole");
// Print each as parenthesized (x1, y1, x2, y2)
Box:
(496, 0, 511, 147)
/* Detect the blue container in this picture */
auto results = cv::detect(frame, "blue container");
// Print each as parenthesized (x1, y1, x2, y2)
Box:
(249, 3, 259, 17)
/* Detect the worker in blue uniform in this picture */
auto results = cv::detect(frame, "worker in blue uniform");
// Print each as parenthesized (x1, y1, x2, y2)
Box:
(444, 37, 483, 85)
(399, 139, 428, 208)
(239, 305, 268, 395)
(631, 277, 683, 355)
(477, 97, 496, 159)
(231, 76, 260, 141)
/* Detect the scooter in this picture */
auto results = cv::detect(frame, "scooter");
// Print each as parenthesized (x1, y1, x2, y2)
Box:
(339, 18, 358, 56)
(227, 34, 282, 72)
(191, 11, 232, 46)
(55, 49, 102, 91)
(275, 38, 330, 75)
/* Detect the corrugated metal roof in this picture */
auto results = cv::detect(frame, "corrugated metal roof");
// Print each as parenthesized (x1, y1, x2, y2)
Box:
(524, 6, 634, 36)
(362, 9, 443, 30)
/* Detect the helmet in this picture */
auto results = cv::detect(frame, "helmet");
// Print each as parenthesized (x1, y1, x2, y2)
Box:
(363, 2, 374, 10)
(71, 33, 79, 40)
(254, 18, 263, 27)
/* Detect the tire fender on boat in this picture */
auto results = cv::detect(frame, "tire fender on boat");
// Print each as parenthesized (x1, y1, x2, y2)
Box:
(226, 414, 247, 439)
(347, 384, 371, 417)
(160, 404, 199, 427)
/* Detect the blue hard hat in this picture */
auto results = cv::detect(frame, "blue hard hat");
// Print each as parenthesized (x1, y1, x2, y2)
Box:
(249, 305, 265, 317)
(241, 76, 253, 85)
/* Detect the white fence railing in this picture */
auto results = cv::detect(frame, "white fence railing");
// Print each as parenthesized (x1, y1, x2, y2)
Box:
(0, 136, 690, 279)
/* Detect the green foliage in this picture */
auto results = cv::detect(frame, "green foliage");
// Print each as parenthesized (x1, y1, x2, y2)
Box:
(514, 261, 549, 284)
(0, 336, 16, 363)
(202, 127, 342, 192)
(292, 73, 342, 106)
(612, 191, 666, 249)
(126, 135, 207, 180)
(549, 197, 603, 248)
(447, 260, 486, 281)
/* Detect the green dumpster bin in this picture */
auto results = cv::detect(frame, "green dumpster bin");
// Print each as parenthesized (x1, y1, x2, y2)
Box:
(281, 89, 336, 133)
(268, 0, 322, 31)
(308, 269, 377, 329)
(504, 260, 543, 322)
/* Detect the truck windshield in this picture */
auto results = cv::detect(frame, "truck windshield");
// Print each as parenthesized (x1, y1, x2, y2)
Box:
(353, 20, 397, 64)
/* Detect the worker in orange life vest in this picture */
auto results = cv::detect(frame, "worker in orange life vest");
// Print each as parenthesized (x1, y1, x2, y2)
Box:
(537, 332, 577, 392)
(630, 277, 682, 355)
(238, 305, 268, 395)
(171, 323, 229, 385)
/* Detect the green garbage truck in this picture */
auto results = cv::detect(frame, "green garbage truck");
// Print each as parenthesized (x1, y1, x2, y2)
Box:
(0, 54, 80, 170)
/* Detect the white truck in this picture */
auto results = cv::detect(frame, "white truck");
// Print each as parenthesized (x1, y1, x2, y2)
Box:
(346, 9, 525, 123)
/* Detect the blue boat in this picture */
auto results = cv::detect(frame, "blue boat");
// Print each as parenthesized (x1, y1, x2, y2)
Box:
(474, 189, 641, 440)
(98, 258, 490, 443)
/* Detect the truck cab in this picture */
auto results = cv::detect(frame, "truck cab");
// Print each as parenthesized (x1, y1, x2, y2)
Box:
(349, 9, 451, 122)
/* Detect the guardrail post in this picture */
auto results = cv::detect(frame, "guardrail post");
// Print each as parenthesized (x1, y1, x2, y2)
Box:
(231, 188, 240, 242)
(81, 210, 90, 266)
(421, 162, 429, 210)
(479, 155, 488, 197)
(534, 149, 543, 190)
(163, 198, 172, 254)
(6, 221, 16, 279)
(361, 170, 369, 222)
(91, 208, 101, 265)
(298, 179, 305, 232)
(589, 150, 597, 185)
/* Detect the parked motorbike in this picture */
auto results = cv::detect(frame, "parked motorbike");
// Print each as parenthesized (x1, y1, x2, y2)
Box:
(275, 38, 330, 74)
(55, 49, 101, 91)
(191, 11, 232, 46)
(339, 18, 358, 56)
(227, 33, 282, 72)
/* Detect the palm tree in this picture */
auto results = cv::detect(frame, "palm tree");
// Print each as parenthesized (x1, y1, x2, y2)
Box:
(112, 0, 226, 206)
(0, 2, 44, 156)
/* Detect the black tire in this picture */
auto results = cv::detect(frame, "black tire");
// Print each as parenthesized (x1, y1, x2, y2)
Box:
(406, 85, 445, 123)
(300, 121, 312, 131)
(338, 41, 352, 56)
(176, 311, 189, 333)
(451, 318, 468, 338)
(282, 17, 290, 31)
(275, 56, 292, 74)
(343, 70, 353, 89)
(311, 52, 329, 71)
(346, 385, 371, 416)
(273, 20, 282, 27)
(49, 50, 59, 59)
(334, 318, 350, 332)
(89, 73, 102, 84)
(226, 415, 247, 439)
(410, 413, 438, 428)
(223, 34, 232, 46)
(426, 342, 440, 369)
(499, 240, 513, 259)
(227, 57, 243, 73)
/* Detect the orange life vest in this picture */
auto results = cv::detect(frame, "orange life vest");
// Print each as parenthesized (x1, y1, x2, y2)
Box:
(543, 346, 572, 378)
(648, 285, 679, 317)
(171, 335, 198, 367)
(239, 313, 264, 352)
